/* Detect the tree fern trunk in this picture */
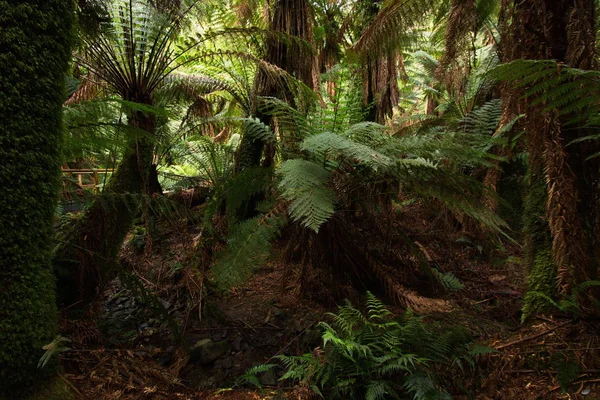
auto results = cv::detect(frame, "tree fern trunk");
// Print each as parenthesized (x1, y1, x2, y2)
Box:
(235, 0, 316, 218)
(54, 109, 155, 305)
(500, 0, 599, 313)
(0, 0, 73, 396)
(358, 0, 399, 124)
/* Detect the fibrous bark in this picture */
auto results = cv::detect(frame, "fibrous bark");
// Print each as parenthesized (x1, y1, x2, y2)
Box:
(235, 0, 317, 216)
(499, 0, 599, 310)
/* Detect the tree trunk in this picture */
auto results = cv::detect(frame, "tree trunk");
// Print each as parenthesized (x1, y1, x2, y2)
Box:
(235, 0, 316, 218)
(500, 0, 599, 313)
(54, 106, 155, 306)
(358, 0, 399, 124)
(362, 52, 400, 124)
(0, 0, 73, 396)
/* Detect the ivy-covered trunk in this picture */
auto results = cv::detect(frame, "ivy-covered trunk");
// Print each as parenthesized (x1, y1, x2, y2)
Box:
(54, 106, 155, 305)
(0, 0, 73, 396)
(499, 0, 599, 315)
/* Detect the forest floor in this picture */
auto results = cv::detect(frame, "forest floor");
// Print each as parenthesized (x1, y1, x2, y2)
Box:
(57, 201, 600, 400)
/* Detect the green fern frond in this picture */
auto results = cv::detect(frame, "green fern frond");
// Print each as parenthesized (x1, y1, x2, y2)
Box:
(403, 373, 452, 400)
(271, 293, 481, 399)
(432, 268, 464, 292)
(237, 363, 278, 388)
(365, 380, 398, 400)
(365, 292, 393, 321)
(353, 0, 435, 56)
(211, 212, 284, 290)
(491, 59, 600, 126)
(302, 132, 393, 170)
(243, 117, 275, 143)
(278, 159, 336, 232)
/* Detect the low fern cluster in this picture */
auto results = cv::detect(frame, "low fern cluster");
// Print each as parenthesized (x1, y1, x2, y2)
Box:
(242, 293, 493, 399)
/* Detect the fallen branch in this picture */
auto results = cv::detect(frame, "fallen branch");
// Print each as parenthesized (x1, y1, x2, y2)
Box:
(495, 320, 573, 350)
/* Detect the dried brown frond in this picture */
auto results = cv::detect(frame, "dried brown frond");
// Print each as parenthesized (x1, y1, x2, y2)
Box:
(542, 119, 590, 295)
(565, 0, 596, 69)
(235, 0, 260, 25)
(64, 73, 106, 105)
(259, 0, 318, 101)
(186, 96, 215, 136)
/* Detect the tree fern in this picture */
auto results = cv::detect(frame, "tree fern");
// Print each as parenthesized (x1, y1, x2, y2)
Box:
(275, 116, 507, 233)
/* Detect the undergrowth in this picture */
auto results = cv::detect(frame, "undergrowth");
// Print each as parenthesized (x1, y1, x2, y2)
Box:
(241, 292, 494, 399)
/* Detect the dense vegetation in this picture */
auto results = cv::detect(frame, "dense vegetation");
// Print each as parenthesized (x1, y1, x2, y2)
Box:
(1, 0, 600, 398)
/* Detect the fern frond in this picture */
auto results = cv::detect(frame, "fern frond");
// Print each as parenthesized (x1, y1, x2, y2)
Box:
(432, 268, 464, 292)
(211, 212, 284, 289)
(302, 132, 393, 170)
(491, 59, 600, 126)
(278, 159, 336, 232)
(365, 292, 393, 321)
(353, 0, 435, 56)
(237, 363, 278, 388)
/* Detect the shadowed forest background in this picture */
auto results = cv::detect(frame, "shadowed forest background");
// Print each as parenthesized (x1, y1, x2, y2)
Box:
(2, 0, 600, 399)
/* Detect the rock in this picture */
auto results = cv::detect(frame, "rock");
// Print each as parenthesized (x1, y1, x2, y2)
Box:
(211, 333, 223, 342)
(159, 298, 171, 309)
(155, 351, 173, 366)
(259, 368, 278, 387)
(184, 333, 203, 345)
(190, 339, 229, 364)
(274, 309, 289, 320)
(232, 336, 243, 351)
(291, 319, 304, 333)
(300, 328, 321, 349)
(215, 357, 233, 369)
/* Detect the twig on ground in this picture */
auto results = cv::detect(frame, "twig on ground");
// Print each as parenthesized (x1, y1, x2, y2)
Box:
(264, 321, 317, 365)
(59, 372, 83, 398)
(495, 320, 573, 350)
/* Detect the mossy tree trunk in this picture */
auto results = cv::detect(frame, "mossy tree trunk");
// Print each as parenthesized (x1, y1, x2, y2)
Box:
(499, 0, 599, 315)
(54, 100, 155, 305)
(0, 0, 73, 396)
